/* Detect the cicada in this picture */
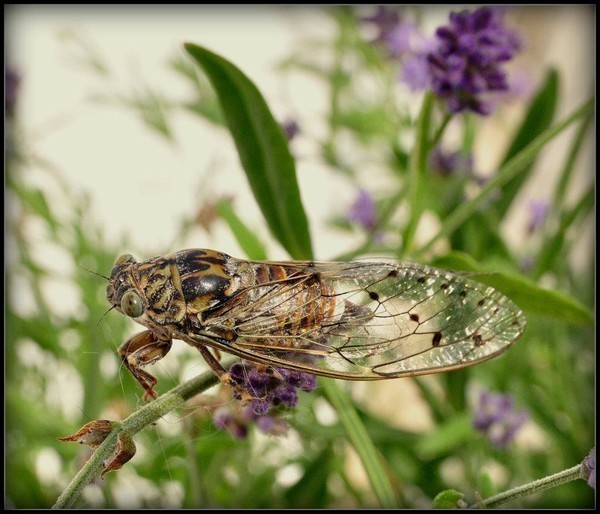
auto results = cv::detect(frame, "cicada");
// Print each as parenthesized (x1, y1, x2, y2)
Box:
(106, 249, 526, 400)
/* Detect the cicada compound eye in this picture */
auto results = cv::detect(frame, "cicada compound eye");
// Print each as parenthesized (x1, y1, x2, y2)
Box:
(114, 253, 135, 266)
(121, 290, 144, 318)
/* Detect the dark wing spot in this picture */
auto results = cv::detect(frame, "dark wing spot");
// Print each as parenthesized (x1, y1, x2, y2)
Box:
(409, 313, 420, 323)
(432, 332, 442, 346)
(477, 299, 485, 306)
(459, 290, 467, 298)
(472, 334, 484, 346)
(440, 283, 448, 290)
(387, 269, 398, 278)
(417, 276, 426, 284)
(368, 291, 379, 301)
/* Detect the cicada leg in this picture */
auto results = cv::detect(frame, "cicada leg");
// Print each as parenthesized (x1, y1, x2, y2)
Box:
(194, 343, 229, 380)
(184, 335, 254, 397)
(118, 330, 173, 401)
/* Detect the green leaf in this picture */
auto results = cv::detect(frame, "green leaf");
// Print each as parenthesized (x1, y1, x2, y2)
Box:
(216, 200, 268, 261)
(430, 251, 593, 325)
(334, 105, 397, 143)
(184, 43, 313, 259)
(321, 379, 399, 508)
(10, 183, 59, 233)
(432, 489, 465, 509)
(496, 69, 559, 215)
(121, 87, 174, 141)
(478, 470, 496, 499)
(533, 185, 594, 278)
(416, 412, 473, 459)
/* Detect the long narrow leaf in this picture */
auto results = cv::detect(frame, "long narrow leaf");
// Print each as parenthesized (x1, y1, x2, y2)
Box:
(495, 69, 559, 215)
(184, 43, 313, 259)
(430, 251, 593, 325)
(321, 379, 398, 508)
(533, 185, 594, 279)
(216, 200, 268, 261)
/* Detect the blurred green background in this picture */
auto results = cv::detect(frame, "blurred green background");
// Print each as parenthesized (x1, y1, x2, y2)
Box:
(6, 5, 594, 508)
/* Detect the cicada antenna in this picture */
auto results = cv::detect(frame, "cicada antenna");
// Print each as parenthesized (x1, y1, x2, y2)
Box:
(79, 262, 110, 281)
(97, 305, 116, 328)
(78, 262, 114, 326)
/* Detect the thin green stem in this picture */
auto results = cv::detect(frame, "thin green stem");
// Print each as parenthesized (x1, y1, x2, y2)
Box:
(53, 359, 235, 509)
(415, 97, 593, 259)
(401, 92, 433, 257)
(551, 103, 593, 210)
(471, 464, 582, 509)
(430, 111, 452, 149)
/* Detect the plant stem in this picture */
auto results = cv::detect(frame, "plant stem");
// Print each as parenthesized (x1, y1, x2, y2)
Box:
(471, 464, 582, 508)
(53, 358, 235, 509)
(415, 96, 593, 259)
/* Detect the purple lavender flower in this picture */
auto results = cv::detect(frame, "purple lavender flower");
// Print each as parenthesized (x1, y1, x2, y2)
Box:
(401, 7, 521, 115)
(253, 410, 288, 436)
(5, 64, 21, 119)
(214, 360, 317, 437)
(526, 199, 550, 234)
(429, 7, 521, 115)
(360, 6, 415, 58)
(228, 361, 317, 416)
(213, 406, 249, 439)
(281, 119, 300, 141)
(473, 390, 529, 448)
(491, 69, 535, 107)
(401, 53, 432, 92)
(213, 404, 288, 439)
(346, 189, 377, 231)
(429, 146, 473, 177)
(581, 447, 596, 490)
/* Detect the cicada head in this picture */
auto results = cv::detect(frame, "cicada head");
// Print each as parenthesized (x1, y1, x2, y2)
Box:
(107, 253, 187, 328)
(106, 254, 145, 318)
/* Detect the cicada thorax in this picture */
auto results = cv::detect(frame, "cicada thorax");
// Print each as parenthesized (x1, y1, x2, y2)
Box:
(171, 249, 237, 316)
(132, 256, 187, 326)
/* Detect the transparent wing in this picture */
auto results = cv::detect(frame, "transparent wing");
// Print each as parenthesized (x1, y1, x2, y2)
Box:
(199, 261, 526, 379)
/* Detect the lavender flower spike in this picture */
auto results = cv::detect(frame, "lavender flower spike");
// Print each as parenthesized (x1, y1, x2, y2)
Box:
(346, 189, 377, 231)
(427, 7, 521, 115)
(473, 390, 529, 448)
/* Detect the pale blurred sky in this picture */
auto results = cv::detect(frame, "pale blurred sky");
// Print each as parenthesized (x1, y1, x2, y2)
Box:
(6, 5, 594, 266)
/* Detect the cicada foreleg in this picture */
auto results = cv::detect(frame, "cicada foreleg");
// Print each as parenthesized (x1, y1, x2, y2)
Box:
(186, 334, 258, 402)
(118, 330, 173, 401)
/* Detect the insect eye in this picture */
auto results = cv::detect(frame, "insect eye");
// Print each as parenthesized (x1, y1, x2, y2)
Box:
(121, 290, 144, 318)
(115, 253, 135, 266)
